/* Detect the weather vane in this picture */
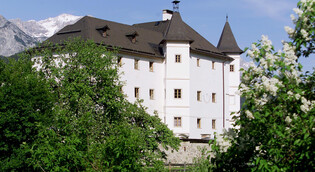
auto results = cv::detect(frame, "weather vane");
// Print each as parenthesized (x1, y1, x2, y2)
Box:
(172, 1, 180, 12)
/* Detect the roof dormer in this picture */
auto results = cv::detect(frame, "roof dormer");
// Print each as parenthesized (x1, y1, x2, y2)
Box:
(96, 25, 110, 37)
(126, 31, 139, 43)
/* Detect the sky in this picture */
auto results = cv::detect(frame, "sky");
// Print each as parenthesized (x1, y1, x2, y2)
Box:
(0, 0, 314, 72)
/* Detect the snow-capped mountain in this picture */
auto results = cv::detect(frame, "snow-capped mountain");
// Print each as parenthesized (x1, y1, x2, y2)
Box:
(10, 14, 82, 41)
(38, 14, 82, 38)
(0, 15, 37, 56)
(0, 14, 82, 56)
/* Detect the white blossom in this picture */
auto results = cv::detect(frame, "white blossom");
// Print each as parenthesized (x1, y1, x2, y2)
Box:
(245, 110, 254, 119)
(260, 58, 268, 69)
(301, 104, 309, 113)
(261, 76, 283, 96)
(252, 65, 263, 75)
(214, 133, 232, 152)
(301, 29, 311, 41)
(251, 43, 260, 53)
(255, 93, 269, 107)
(285, 116, 292, 124)
(290, 14, 297, 23)
(247, 50, 255, 58)
(261, 35, 272, 51)
(287, 91, 293, 96)
(242, 74, 250, 82)
(284, 26, 295, 37)
(293, 8, 303, 17)
(295, 94, 301, 100)
(300, 96, 313, 113)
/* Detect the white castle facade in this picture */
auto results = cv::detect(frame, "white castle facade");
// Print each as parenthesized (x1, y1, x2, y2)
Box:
(48, 7, 243, 140)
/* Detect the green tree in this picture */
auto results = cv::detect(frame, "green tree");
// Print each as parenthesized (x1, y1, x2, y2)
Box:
(0, 56, 55, 171)
(208, 0, 314, 171)
(24, 38, 180, 171)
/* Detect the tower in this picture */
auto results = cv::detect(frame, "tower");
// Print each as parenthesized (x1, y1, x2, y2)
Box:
(217, 17, 243, 128)
(161, 10, 194, 137)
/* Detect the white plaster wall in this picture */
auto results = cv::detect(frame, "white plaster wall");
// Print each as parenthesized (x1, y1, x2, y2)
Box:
(164, 41, 191, 136)
(226, 54, 241, 129)
(116, 49, 239, 139)
(118, 54, 165, 118)
(189, 53, 226, 139)
(165, 80, 190, 107)
(165, 108, 190, 134)
(165, 42, 190, 79)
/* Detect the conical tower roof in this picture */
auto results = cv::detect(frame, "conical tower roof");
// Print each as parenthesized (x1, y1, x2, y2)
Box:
(217, 21, 243, 54)
(162, 12, 194, 43)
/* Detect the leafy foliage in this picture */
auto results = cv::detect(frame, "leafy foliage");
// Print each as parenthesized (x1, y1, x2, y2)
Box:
(290, 0, 315, 57)
(0, 56, 55, 171)
(207, 1, 315, 171)
(1, 38, 180, 171)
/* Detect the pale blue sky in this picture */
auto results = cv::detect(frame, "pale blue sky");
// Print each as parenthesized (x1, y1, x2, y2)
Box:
(0, 0, 313, 71)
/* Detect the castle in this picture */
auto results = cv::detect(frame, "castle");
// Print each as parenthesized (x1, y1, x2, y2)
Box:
(47, 1, 243, 140)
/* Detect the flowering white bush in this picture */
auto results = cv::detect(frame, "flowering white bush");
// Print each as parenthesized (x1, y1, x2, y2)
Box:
(209, 1, 314, 171)
(286, 0, 314, 57)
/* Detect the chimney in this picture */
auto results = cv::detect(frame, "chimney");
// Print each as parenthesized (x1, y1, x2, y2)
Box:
(162, 9, 173, 21)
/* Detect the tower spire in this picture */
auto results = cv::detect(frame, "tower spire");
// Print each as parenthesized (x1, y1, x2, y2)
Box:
(172, 1, 180, 12)
(226, 14, 228, 22)
(217, 19, 243, 54)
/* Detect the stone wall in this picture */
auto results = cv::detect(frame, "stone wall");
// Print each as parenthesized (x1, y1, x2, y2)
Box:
(164, 140, 212, 164)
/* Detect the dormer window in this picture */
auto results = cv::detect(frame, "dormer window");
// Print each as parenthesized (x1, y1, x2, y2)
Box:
(102, 31, 108, 37)
(126, 31, 139, 44)
(96, 25, 110, 38)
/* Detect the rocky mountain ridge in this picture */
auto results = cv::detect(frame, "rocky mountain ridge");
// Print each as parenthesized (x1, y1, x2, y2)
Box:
(0, 15, 37, 56)
(10, 14, 82, 41)
(0, 14, 82, 56)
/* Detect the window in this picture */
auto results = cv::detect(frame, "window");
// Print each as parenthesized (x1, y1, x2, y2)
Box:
(175, 55, 181, 63)
(197, 118, 201, 128)
(197, 91, 201, 101)
(174, 117, 182, 127)
(197, 58, 200, 67)
(126, 32, 138, 43)
(212, 61, 215, 69)
(132, 37, 136, 43)
(135, 87, 139, 98)
(96, 25, 110, 38)
(230, 65, 234, 72)
(149, 89, 154, 100)
(102, 31, 108, 37)
(134, 59, 139, 70)
(174, 89, 182, 99)
(149, 62, 154, 72)
(212, 119, 216, 129)
(212, 93, 216, 103)
(117, 57, 122, 67)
